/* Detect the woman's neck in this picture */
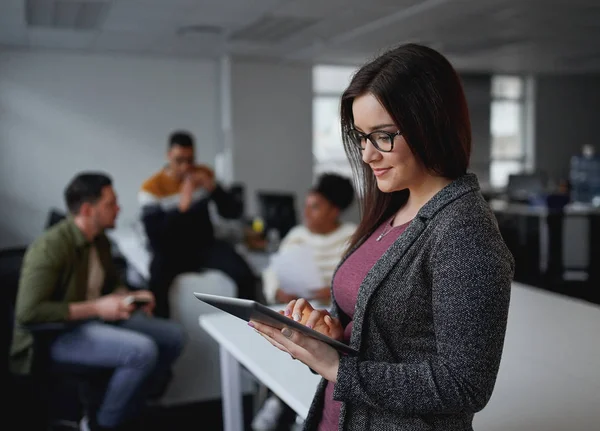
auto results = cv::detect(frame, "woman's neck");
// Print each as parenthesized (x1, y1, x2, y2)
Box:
(313, 220, 341, 235)
(393, 175, 452, 226)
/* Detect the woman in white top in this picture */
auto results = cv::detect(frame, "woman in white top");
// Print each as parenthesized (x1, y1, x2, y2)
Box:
(262, 173, 357, 305)
(253, 173, 357, 431)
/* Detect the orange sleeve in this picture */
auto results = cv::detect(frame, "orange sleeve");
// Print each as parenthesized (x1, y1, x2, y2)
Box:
(194, 165, 215, 179)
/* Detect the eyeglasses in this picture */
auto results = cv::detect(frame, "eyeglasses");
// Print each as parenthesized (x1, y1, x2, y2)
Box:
(173, 156, 194, 165)
(347, 129, 401, 153)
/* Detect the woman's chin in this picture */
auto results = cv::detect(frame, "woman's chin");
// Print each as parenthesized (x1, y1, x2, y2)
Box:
(375, 177, 398, 193)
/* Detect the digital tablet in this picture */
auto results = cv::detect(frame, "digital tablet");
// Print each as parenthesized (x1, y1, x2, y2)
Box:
(194, 292, 359, 356)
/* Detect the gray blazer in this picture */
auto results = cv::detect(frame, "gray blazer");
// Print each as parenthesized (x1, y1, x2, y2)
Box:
(303, 173, 514, 431)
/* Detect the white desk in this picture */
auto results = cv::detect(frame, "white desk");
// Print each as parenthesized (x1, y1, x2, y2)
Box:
(200, 305, 320, 431)
(199, 282, 600, 431)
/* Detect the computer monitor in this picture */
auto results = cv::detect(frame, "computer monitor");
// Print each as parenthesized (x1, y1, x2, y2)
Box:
(506, 173, 546, 203)
(256, 192, 297, 239)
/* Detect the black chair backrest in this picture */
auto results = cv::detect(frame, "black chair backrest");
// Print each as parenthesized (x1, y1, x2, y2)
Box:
(45, 209, 66, 230)
(229, 183, 245, 217)
(257, 192, 297, 239)
(0, 247, 27, 374)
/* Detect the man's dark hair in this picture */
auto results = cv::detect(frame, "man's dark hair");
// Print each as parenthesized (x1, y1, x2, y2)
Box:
(168, 130, 195, 149)
(64, 172, 112, 215)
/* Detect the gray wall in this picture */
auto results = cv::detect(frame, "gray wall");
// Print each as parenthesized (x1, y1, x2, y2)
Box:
(229, 58, 314, 220)
(0, 51, 220, 248)
(534, 74, 600, 182)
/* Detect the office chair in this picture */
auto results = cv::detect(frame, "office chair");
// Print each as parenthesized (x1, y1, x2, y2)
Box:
(45, 208, 66, 230)
(256, 191, 297, 239)
(1, 246, 111, 431)
(229, 183, 245, 217)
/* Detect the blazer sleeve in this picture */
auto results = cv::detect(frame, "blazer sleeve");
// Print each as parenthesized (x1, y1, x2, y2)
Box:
(333, 215, 514, 415)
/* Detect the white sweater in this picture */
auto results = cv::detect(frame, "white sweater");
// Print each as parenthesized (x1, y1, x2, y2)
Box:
(262, 222, 357, 304)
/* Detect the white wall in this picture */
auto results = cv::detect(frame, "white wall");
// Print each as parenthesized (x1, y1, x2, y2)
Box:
(0, 50, 220, 248)
(534, 74, 600, 182)
(230, 58, 313, 219)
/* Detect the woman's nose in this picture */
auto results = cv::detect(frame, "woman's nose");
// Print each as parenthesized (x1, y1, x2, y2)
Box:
(361, 140, 381, 164)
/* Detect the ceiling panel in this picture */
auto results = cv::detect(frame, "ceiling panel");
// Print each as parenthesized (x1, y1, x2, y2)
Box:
(92, 31, 156, 53)
(27, 28, 96, 49)
(0, 0, 598, 73)
(152, 32, 226, 57)
(102, 0, 196, 33)
(270, 0, 348, 18)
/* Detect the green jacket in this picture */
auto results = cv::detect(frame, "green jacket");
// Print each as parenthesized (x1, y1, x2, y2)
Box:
(10, 218, 123, 375)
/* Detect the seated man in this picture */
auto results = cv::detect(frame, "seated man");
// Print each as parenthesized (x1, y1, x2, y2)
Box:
(139, 130, 258, 318)
(10, 172, 185, 431)
(252, 173, 356, 431)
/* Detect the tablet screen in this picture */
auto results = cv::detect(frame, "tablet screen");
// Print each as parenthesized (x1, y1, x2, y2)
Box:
(194, 292, 359, 356)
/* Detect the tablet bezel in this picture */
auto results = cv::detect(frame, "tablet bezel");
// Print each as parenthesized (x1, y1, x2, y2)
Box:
(194, 292, 359, 356)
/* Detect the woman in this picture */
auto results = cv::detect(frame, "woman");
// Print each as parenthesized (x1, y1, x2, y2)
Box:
(262, 173, 357, 305)
(250, 43, 514, 431)
(253, 173, 356, 431)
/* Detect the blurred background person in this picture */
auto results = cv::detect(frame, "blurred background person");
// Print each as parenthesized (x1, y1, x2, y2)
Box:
(252, 172, 356, 431)
(139, 130, 258, 318)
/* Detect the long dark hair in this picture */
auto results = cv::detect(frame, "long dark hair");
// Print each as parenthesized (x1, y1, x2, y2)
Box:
(341, 43, 472, 252)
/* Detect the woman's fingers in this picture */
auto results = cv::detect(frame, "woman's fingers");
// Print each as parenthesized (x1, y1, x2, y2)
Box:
(306, 309, 322, 329)
(252, 321, 307, 356)
(325, 315, 344, 339)
(257, 330, 290, 354)
(284, 299, 297, 317)
(292, 298, 312, 322)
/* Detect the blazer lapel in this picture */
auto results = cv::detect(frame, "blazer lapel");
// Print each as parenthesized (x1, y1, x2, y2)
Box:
(349, 216, 427, 350)
(345, 173, 481, 352)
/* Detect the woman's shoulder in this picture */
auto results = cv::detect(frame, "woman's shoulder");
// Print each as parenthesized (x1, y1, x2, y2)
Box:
(338, 222, 358, 234)
(429, 191, 513, 261)
(280, 225, 310, 247)
(431, 189, 492, 225)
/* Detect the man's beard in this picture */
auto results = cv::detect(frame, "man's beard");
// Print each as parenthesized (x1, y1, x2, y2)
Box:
(93, 215, 115, 232)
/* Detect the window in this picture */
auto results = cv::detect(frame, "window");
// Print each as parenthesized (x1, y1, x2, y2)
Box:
(313, 70, 532, 190)
(312, 65, 357, 178)
(490, 76, 531, 188)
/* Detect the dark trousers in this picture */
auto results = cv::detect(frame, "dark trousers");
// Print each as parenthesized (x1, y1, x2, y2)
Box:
(149, 240, 260, 318)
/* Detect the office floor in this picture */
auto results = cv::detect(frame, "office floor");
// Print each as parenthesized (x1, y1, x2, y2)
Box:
(143, 394, 300, 431)
(142, 396, 257, 431)
(42, 396, 257, 431)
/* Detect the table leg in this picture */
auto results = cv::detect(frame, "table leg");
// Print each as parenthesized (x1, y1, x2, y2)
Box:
(219, 345, 244, 431)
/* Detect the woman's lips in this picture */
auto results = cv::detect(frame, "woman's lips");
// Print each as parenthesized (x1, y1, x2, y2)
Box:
(372, 167, 391, 177)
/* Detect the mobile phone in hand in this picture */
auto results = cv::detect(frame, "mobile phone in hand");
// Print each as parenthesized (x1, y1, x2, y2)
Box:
(124, 296, 152, 307)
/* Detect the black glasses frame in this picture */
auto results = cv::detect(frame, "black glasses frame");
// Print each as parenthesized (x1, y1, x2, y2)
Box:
(347, 129, 402, 153)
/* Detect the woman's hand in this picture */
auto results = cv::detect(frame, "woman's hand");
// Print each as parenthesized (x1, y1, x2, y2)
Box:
(283, 298, 343, 341)
(250, 320, 341, 383)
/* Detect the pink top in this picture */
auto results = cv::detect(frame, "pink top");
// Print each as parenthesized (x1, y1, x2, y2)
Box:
(318, 217, 411, 430)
